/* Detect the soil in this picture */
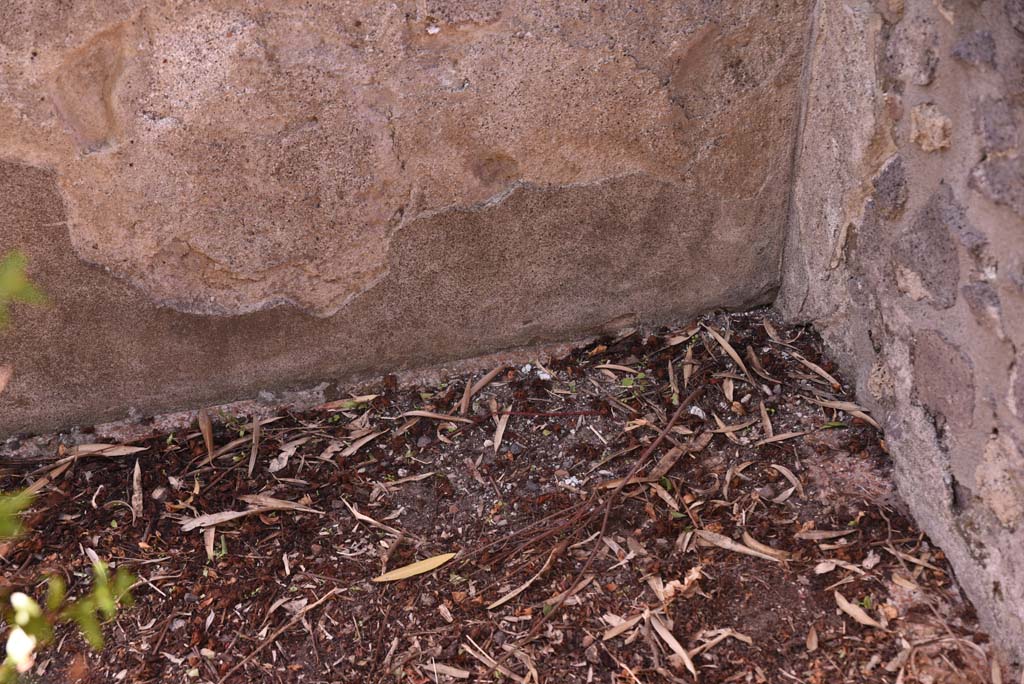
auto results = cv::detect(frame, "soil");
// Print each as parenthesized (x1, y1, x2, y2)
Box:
(0, 310, 997, 683)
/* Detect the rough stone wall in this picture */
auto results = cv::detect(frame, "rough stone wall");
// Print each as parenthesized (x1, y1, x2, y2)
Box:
(779, 0, 1024, 663)
(0, 0, 812, 433)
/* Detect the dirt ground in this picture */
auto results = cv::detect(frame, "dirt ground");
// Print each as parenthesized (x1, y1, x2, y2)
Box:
(0, 310, 1001, 683)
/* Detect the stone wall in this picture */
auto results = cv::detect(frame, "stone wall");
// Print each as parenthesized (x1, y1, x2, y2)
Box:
(779, 0, 1024, 664)
(0, 1, 810, 433)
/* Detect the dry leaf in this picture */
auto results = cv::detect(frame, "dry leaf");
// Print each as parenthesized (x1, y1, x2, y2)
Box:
(755, 431, 807, 446)
(459, 365, 505, 415)
(805, 397, 880, 429)
(695, 529, 782, 563)
(204, 527, 216, 561)
(834, 591, 884, 629)
(493, 411, 510, 454)
(247, 417, 261, 478)
(69, 444, 148, 457)
(603, 612, 644, 641)
(769, 464, 804, 497)
(650, 614, 697, 678)
(703, 324, 756, 387)
(488, 542, 564, 610)
(0, 365, 11, 395)
(197, 408, 215, 463)
(319, 394, 378, 411)
(795, 529, 851, 541)
(741, 531, 791, 561)
(341, 430, 386, 458)
(130, 459, 143, 524)
(237, 494, 322, 513)
(683, 346, 694, 388)
(268, 437, 311, 473)
(426, 663, 470, 680)
(374, 552, 456, 582)
(806, 625, 818, 652)
(402, 410, 474, 424)
(758, 401, 773, 438)
(791, 352, 841, 390)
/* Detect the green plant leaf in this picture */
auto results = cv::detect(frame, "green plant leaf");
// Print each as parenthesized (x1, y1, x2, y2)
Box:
(0, 490, 34, 540)
(0, 251, 46, 329)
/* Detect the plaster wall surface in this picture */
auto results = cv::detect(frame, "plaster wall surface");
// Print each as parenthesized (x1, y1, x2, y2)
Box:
(0, 0, 810, 433)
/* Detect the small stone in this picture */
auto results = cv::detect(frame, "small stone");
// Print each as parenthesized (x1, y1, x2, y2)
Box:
(893, 186, 961, 309)
(1010, 357, 1024, 418)
(961, 282, 1003, 334)
(952, 31, 996, 68)
(911, 331, 975, 431)
(911, 103, 952, 152)
(974, 433, 1024, 527)
(872, 155, 908, 219)
(969, 156, 1024, 219)
(888, 18, 939, 86)
(1009, 0, 1024, 36)
(973, 97, 1018, 152)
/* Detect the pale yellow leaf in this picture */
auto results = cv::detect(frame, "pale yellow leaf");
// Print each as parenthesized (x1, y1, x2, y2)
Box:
(373, 552, 456, 582)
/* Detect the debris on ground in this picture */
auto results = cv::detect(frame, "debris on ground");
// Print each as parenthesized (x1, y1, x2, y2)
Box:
(0, 310, 998, 683)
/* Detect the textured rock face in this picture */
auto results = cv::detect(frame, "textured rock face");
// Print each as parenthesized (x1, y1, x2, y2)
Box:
(779, 0, 1024, 664)
(0, 0, 810, 432)
(1, 1, 807, 317)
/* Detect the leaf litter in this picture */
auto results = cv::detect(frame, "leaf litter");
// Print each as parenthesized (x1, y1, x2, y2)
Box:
(0, 309, 998, 683)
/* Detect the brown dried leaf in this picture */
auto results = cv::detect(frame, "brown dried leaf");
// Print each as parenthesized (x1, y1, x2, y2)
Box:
(130, 459, 143, 524)
(682, 347, 696, 392)
(247, 417, 261, 478)
(402, 410, 475, 424)
(197, 408, 215, 463)
(341, 430, 387, 458)
(69, 444, 149, 457)
(268, 437, 311, 473)
(319, 394, 378, 411)
(795, 529, 851, 541)
(754, 431, 807, 446)
(746, 346, 778, 382)
(493, 411, 510, 454)
(806, 625, 818, 652)
(695, 529, 782, 563)
(791, 352, 842, 390)
(602, 613, 644, 641)
(758, 401, 774, 439)
(770, 464, 804, 497)
(805, 397, 881, 429)
(460, 365, 504, 415)
(703, 324, 756, 387)
(595, 363, 640, 374)
(650, 614, 697, 678)
(203, 526, 216, 561)
(741, 530, 791, 561)
(834, 590, 884, 629)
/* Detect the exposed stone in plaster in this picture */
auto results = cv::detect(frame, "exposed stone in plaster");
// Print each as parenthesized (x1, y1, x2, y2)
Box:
(975, 432, 1024, 528)
(893, 187, 961, 309)
(952, 30, 997, 68)
(910, 103, 953, 151)
(912, 330, 976, 432)
(970, 155, 1024, 218)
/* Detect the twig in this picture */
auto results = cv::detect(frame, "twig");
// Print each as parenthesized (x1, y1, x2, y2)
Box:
(217, 588, 340, 683)
(486, 370, 708, 677)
